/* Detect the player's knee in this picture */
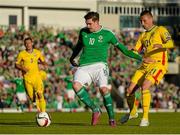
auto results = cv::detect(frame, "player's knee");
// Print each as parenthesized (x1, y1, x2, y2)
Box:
(142, 79, 153, 90)
(99, 87, 108, 95)
(142, 83, 150, 90)
(73, 82, 82, 92)
(37, 92, 43, 100)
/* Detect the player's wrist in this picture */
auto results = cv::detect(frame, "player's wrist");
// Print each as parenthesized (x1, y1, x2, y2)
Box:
(22, 66, 28, 72)
(162, 44, 166, 48)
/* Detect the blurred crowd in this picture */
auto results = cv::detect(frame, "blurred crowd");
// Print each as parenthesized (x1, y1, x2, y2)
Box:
(0, 25, 179, 112)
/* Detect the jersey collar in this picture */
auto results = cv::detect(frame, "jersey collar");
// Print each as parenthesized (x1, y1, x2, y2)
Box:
(147, 25, 157, 32)
(26, 49, 34, 54)
(92, 26, 103, 33)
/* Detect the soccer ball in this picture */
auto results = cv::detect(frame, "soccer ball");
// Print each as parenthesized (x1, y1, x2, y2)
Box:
(36, 112, 51, 127)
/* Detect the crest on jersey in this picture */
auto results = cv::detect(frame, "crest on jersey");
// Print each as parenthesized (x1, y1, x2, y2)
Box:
(164, 32, 171, 41)
(98, 35, 103, 42)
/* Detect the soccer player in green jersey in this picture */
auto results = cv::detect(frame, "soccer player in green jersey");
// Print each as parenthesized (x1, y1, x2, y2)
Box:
(11, 71, 27, 111)
(70, 11, 142, 127)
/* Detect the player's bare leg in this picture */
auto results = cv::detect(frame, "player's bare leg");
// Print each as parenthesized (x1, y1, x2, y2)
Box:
(120, 82, 138, 124)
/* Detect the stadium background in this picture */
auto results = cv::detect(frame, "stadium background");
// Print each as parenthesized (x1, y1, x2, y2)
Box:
(0, 0, 179, 112)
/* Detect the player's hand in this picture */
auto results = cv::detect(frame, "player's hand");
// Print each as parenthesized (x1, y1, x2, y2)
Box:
(40, 61, 48, 71)
(70, 58, 78, 67)
(153, 44, 163, 49)
(126, 89, 132, 96)
(143, 57, 156, 64)
(22, 66, 29, 72)
(43, 64, 48, 71)
(42, 65, 48, 71)
(127, 45, 134, 50)
(71, 67, 77, 74)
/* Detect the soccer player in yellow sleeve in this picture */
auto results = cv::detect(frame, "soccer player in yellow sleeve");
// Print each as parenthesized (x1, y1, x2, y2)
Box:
(15, 37, 48, 113)
(120, 10, 174, 126)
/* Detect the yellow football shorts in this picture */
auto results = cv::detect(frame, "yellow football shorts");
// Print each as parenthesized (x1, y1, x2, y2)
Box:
(131, 62, 167, 85)
(24, 74, 44, 100)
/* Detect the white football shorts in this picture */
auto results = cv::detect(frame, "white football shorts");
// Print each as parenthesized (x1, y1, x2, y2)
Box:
(74, 62, 109, 88)
(17, 92, 27, 101)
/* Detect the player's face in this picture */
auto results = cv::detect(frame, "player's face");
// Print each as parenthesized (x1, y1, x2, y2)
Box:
(85, 19, 99, 32)
(140, 15, 153, 30)
(24, 39, 33, 51)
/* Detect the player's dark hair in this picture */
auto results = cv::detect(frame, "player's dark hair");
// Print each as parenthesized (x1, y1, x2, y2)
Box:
(140, 10, 153, 17)
(24, 37, 32, 44)
(84, 11, 99, 21)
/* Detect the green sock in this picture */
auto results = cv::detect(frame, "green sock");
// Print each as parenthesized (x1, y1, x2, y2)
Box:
(20, 104, 24, 111)
(76, 87, 98, 112)
(103, 93, 114, 120)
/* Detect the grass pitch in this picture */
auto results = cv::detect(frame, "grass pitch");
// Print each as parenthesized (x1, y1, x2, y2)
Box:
(0, 112, 180, 134)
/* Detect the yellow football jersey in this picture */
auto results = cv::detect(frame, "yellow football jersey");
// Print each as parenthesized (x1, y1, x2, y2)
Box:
(16, 49, 45, 78)
(135, 25, 174, 68)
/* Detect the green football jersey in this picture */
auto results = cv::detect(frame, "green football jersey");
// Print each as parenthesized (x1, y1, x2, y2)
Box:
(64, 75, 73, 90)
(78, 27, 119, 66)
(11, 78, 25, 93)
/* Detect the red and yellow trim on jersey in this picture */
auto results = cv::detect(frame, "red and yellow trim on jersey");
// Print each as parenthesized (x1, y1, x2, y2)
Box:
(152, 69, 162, 83)
(162, 52, 165, 65)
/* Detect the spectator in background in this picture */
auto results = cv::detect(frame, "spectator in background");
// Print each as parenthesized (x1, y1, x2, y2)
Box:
(10, 71, 27, 111)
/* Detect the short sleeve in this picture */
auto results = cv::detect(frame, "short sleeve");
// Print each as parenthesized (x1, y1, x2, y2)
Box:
(39, 51, 45, 62)
(159, 26, 172, 43)
(15, 52, 23, 65)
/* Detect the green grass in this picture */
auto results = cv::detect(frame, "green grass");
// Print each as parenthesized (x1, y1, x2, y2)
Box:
(0, 112, 180, 134)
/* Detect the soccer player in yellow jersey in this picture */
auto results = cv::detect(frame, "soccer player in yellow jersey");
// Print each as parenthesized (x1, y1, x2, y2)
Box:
(15, 37, 48, 112)
(120, 10, 174, 126)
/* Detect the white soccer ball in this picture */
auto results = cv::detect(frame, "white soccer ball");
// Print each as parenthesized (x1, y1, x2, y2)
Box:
(36, 112, 51, 127)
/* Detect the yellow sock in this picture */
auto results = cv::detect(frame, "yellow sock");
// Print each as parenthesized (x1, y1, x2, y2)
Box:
(127, 93, 137, 115)
(36, 99, 40, 112)
(142, 89, 151, 120)
(39, 97, 46, 112)
(130, 100, 137, 116)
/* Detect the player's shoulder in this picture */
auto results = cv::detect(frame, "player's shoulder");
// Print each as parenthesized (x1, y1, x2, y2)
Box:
(19, 50, 26, 53)
(79, 27, 90, 36)
(18, 50, 26, 56)
(157, 26, 168, 32)
(138, 31, 145, 39)
(33, 48, 41, 53)
(80, 27, 89, 33)
(101, 27, 115, 35)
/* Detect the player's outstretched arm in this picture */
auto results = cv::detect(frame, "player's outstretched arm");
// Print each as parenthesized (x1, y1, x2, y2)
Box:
(115, 42, 142, 61)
